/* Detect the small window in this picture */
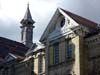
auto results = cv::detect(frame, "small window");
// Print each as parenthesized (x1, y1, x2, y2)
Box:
(60, 18, 65, 27)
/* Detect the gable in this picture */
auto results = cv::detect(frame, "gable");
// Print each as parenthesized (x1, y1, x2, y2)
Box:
(40, 9, 60, 42)
(40, 8, 98, 42)
(40, 9, 78, 42)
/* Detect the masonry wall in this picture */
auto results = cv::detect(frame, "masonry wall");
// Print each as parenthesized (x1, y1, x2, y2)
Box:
(72, 36, 88, 75)
(33, 51, 45, 75)
(85, 33, 100, 75)
(0, 58, 34, 75)
(46, 34, 89, 75)
(47, 36, 75, 75)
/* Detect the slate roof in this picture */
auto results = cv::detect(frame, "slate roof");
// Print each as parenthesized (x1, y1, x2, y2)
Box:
(60, 8, 98, 30)
(20, 4, 35, 25)
(3, 53, 24, 63)
(0, 37, 29, 59)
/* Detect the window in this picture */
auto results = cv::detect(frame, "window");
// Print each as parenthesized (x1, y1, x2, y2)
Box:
(53, 43, 59, 64)
(60, 18, 65, 27)
(66, 39, 73, 59)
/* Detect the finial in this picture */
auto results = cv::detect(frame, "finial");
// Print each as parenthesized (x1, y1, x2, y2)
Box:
(20, 1, 35, 25)
(27, 2, 29, 7)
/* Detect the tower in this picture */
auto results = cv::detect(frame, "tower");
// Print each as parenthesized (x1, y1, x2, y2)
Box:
(20, 4, 35, 48)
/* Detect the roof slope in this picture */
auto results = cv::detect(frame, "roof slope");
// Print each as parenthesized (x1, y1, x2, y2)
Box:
(0, 37, 29, 58)
(60, 8, 97, 29)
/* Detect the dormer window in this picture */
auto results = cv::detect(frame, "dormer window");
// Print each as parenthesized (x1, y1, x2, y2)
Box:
(60, 18, 65, 27)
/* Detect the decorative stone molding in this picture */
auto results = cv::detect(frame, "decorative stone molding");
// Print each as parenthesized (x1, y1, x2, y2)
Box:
(85, 33, 100, 47)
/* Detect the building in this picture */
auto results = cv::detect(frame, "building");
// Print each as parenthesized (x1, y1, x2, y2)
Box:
(40, 8, 100, 75)
(0, 37, 34, 75)
(20, 4, 45, 75)
(0, 4, 35, 75)
(0, 53, 34, 75)
(26, 43, 45, 75)
(0, 4, 45, 75)
(20, 3, 35, 48)
(1, 4, 100, 75)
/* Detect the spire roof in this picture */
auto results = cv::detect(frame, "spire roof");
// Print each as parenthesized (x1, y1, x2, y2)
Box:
(21, 4, 35, 24)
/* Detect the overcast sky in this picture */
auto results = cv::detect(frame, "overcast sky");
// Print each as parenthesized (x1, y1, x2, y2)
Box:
(0, 0, 100, 43)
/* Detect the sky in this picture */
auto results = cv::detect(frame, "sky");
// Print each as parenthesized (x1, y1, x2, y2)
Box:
(0, 0, 100, 43)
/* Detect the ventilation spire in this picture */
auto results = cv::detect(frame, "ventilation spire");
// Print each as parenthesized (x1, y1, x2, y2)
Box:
(20, 3, 35, 48)
(20, 3, 35, 25)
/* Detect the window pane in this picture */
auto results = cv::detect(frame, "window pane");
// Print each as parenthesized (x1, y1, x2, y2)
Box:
(54, 43, 59, 64)
(66, 40, 73, 59)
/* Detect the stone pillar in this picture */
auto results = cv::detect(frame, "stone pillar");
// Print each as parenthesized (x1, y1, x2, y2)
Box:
(72, 35, 88, 75)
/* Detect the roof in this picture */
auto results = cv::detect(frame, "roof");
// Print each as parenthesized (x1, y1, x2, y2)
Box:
(33, 43, 44, 52)
(40, 8, 98, 42)
(60, 8, 97, 29)
(20, 4, 35, 25)
(22, 56, 33, 62)
(0, 37, 29, 58)
(26, 43, 45, 56)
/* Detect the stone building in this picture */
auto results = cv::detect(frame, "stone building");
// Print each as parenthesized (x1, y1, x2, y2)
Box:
(40, 8, 100, 75)
(20, 4, 45, 75)
(33, 43, 45, 75)
(0, 54, 34, 75)
(0, 37, 34, 75)
(0, 3, 100, 75)
(26, 43, 45, 75)
(0, 4, 45, 75)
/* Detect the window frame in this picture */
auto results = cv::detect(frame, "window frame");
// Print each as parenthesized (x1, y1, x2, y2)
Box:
(66, 38, 73, 59)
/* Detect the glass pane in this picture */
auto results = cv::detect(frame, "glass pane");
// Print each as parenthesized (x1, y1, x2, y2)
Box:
(54, 43, 59, 64)
(66, 40, 73, 59)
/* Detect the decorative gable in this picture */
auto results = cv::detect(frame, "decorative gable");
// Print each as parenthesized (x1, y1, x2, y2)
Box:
(40, 8, 98, 42)
(48, 15, 75, 41)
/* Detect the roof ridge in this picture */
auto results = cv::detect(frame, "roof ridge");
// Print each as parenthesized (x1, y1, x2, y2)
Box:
(60, 8, 98, 29)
